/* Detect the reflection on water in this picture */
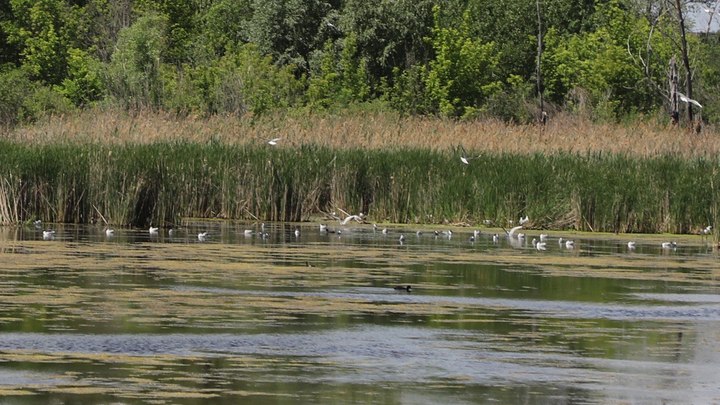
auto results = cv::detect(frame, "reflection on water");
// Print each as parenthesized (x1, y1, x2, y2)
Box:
(0, 222, 719, 404)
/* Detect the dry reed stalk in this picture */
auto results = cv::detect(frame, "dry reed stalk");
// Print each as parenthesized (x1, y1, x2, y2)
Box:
(7, 108, 720, 157)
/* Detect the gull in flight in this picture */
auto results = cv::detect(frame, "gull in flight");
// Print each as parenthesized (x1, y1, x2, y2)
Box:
(677, 92, 702, 108)
(459, 145, 480, 165)
(507, 225, 523, 238)
(42, 230, 56, 240)
(627, 241, 636, 250)
(340, 213, 364, 225)
(149, 226, 159, 235)
(106, 228, 115, 237)
(197, 232, 209, 242)
(519, 216, 529, 225)
(267, 137, 281, 146)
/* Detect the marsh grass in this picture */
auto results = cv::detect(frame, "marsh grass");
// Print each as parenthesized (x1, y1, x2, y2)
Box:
(7, 108, 720, 157)
(1, 137, 719, 236)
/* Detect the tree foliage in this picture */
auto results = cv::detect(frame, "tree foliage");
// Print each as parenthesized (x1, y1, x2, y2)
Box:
(0, 0, 717, 125)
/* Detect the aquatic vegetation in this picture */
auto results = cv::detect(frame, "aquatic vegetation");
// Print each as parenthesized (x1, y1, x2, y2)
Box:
(0, 140, 718, 236)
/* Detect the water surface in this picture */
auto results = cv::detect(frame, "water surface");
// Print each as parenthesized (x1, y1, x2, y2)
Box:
(0, 222, 719, 404)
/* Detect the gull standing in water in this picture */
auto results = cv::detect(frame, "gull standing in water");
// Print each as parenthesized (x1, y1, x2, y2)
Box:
(531, 238, 546, 251)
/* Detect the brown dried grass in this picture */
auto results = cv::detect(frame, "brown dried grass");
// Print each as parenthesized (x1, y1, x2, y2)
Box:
(6, 108, 720, 157)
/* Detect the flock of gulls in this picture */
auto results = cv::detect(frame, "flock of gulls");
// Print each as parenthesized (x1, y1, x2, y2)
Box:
(34, 214, 711, 253)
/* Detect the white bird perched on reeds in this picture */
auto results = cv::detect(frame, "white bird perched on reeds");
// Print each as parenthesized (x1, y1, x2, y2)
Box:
(197, 231, 209, 241)
(627, 241, 636, 249)
(267, 137, 281, 146)
(661, 241, 677, 249)
(532, 238, 546, 251)
(149, 226, 159, 235)
(42, 230, 55, 240)
(677, 92, 702, 109)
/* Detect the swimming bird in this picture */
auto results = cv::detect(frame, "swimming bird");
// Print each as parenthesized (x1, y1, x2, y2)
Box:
(661, 241, 677, 249)
(243, 229, 254, 237)
(677, 92, 702, 109)
(149, 226, 159, 235)
(627, 241, 636, 249)
(492, 234, 499, 243)
(197, 231, 209, 241)
(399, 234, 405, 243)
(416, 230, 423, 237)
(446, 230, 453, 239)
(469, 235, 475, 242)
(319, 224, 328, 232)
(394, 285, 412, 292)
(564, 240, 575, 249)
(539, 233, 548, 242)
(382, 228, 389, 235)
(267, 137, 281, 146)
(532, 238, 546, 251)
(42, 230, 55, 240)
(106, 228, 115, 237)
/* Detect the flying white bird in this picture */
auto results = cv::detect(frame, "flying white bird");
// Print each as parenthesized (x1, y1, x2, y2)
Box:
(519, 215, 529, 225)
(197, 232, 209, 241)
(149, 226, 159, 235)
(106, 228, 115, 237)
(627, 241, 636, 249)
(678, 92, 702, 108)
(459, 145, 480, 165)
(340, 213, 364, 225)
(267, 137, 281, 146)
(42, 230, 56, 240)
(507, 225, 523, 238)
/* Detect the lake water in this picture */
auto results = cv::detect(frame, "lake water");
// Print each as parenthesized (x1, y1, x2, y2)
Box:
(0, 222, 719, 404)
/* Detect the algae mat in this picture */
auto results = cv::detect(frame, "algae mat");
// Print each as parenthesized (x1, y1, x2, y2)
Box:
(0, 223, 718, 404)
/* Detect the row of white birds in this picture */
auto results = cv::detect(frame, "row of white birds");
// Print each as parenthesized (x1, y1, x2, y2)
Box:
(36, 216, 709, 251)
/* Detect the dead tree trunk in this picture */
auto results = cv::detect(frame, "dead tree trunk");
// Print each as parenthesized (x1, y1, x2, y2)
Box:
(669, 56, 679, 125)
(536, 0, 545, 124)
(674, 0, 694, 123)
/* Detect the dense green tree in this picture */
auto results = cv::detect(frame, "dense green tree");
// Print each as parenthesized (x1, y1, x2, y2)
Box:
(424, 6, 503, 117)
(105, 12, 167, 109)
(2, 0, 88, 84)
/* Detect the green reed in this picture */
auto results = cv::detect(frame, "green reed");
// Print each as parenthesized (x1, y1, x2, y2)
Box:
(0, 140, 718, 235)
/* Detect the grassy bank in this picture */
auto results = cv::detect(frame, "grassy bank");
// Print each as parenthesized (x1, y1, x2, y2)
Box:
(0, 139, 718, 236)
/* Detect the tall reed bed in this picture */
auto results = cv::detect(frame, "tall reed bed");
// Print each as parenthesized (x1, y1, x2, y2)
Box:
(8, 108, 720, 158)
(0, 140, 718, 234)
